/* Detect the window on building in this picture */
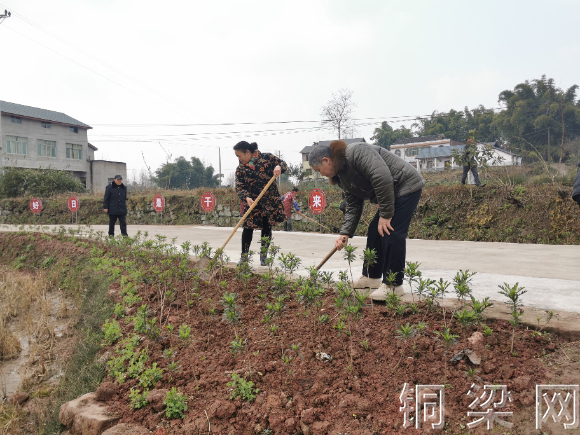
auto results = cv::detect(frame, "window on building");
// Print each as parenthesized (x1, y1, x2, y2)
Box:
(394, 149, 401, 157)
(41, 122, 51, 129)
(38, 139, 57, 158)
(66, 143, 83, 160)
(6, 136, 28, 155)
(10, 116, 21, 124)
(405, 148, 420, 157)
(70, 126, 78, 133)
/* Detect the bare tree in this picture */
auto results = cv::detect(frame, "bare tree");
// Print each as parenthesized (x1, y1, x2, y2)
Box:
(320, 89, 357, 139)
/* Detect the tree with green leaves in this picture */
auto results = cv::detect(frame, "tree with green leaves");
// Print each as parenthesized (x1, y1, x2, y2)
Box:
(154, 156, 220, 189)
(371, 121, 414, 150)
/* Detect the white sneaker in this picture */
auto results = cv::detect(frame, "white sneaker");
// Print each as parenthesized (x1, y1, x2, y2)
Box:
(353, 275, 382, 289)
(370, 284, 404, 301)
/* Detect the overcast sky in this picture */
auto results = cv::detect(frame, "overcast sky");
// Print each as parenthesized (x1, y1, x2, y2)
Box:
(1, 0, 579, 184)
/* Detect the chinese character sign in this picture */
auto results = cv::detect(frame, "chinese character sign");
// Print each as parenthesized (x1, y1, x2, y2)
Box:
(200, 192, 216, 212)
(466, 384, 514, 430)
(536, 385, 579, 430)
(29, 198, 43, 215)
(308, 188, 326, 215)
(153, 194, 165, 213)
(399, 383, 445, 429)
(68, 196, 80, 213)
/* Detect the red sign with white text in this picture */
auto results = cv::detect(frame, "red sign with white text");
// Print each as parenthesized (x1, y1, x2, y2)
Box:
(153, 194, 165, 213)
(200, 192, 216, 212)
(68, 196, 80, 212)
(308, 189, 326, 215)
(29, 197, 43, 215)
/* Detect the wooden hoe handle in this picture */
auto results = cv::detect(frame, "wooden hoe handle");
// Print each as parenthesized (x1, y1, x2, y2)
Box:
(220, 175, 277, 251)
(316, 246, 338, 270)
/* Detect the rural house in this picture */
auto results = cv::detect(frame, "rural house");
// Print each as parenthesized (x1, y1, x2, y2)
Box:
(0, 100, 126, 191)
(299, 137, 366, 180)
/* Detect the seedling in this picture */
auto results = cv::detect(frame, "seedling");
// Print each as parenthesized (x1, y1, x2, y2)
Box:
(318, 314, 329, 323)
(416, 321, 429, 333)
(227, 373, 259, 402)
(414, 277, 436, 301)
(453, 270, 476, 304)
(321, 271, 334, 289)
(333, 319, 347, 336)
(498, 282, 527, 353)
(129, 388, 148, 409)
(360, 339, 370, 351)
(468, 296, 494, 320)
(455, 309, 479, 328)
(361, 248, 378, 285)
(433, 328, 459, 382)
(230, 336, 245, 356)
(139, 363, 164, 388)
(384, 271, 398, 293)
(538, 309, 559, 332)
(178, 324, 191, 341)
(482, 325, 493, 337)
(466, 367, 478, 378)
(342, 245, 358, 286)
(404, 261, 422, 300)
(221, 292, 242, 325)
(269, 324, 279, 334)
(102, 319, 122, 346)
(163, 387, 187, 419)
(279, 253, 301, 278)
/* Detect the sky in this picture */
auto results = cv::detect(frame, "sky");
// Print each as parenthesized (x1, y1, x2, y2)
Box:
(1, 0, 579, 185)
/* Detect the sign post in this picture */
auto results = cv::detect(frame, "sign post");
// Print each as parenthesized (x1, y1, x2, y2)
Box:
(308, 188, 326, 233)
(29, 197, 42, 220)
(68, 195, 80, 224)
(200, 192, 216, 225)
(153, 194, 165, 224)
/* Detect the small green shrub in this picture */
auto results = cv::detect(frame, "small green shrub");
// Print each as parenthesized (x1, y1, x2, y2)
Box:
(227, 373, 259, 402)
(129, 388, 148, 409)
(164, 387, 187, 419)
(114, 303, 126, 318)
(139, 363, 164, 388)
(101, 319, 122, 345)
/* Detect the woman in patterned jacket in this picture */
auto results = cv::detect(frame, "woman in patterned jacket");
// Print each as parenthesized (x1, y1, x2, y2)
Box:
(234, 141, 287, 265)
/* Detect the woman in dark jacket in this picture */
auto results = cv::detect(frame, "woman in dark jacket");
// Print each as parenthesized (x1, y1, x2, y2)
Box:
(234, 141, 286, 265)
(309, 140, 424, 301)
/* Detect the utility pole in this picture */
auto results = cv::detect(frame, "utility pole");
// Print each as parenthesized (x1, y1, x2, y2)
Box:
(0, 9, 11, 24)
(547, 127, 550, 165)
(218, 147, 221, 187)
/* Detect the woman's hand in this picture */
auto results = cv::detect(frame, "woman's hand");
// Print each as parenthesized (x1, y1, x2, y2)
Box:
(273, 165, 282, 177)
(335, 235, 349, 251)
(246, 197, 254, 207)
(378, 217, 394, 236)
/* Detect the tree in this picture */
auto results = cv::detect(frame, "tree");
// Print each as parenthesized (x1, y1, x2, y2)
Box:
(491, 75, 580, 162)
(286, 163, 305, 183)
(413, 106, 498, 143)
(371, 122, 414, 150)
(320, 89, 357, 139)
(0, 167, 85, 198)
(154, 156, 219, 189)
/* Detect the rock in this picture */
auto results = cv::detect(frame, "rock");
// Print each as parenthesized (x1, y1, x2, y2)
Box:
(513, 375, 532, 392)
(102, 423, 150, 435)
(482, 361, 493, 374)
(10, 391, 29, 406)
(285, 417, 296, 430)
(95, 382, 118, 402)
(146, 389, 168, 412)
(467, 332, 484, 347)
(301, 408, 316, 425)
(59, 392, 120, 435)
(311, 421, 331, 434)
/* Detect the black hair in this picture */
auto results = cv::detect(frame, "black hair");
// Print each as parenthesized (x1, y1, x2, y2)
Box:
(292, 187, 299, 192)
(233, 141, 258, 153)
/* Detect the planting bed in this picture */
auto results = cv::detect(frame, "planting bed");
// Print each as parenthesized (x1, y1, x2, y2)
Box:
(0, 230, 578, 435)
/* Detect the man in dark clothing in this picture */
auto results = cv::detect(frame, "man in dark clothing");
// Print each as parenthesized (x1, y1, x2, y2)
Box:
(459, 138, 482, 186)
(573, 162, 580, 207)
(103, 175, 128, 237)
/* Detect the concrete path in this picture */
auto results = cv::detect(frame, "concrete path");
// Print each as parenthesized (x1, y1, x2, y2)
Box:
(3, 223, 580, 315)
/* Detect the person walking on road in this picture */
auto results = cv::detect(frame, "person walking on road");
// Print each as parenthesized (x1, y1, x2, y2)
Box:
(281, 187, 300, 231)
(309, 140, 424, 301)
(459, 137, 483, 186)
(573, 162, 580, 207)
(234, 141, 286, 266)
(103, 175, 128, 237)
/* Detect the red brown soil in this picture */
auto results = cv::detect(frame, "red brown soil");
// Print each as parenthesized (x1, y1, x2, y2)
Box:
(102, 270, 564, 435)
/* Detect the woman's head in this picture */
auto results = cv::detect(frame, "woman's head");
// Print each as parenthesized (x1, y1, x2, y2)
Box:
(234, 141, 258, 165)
(308, 143, 335, 177)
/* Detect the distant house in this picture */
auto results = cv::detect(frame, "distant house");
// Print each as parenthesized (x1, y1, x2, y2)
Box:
(390, 134, 465, 168)
(415, 142, 522, 172)
(299, 138, 366, 180)
(0, 100, 126, 191)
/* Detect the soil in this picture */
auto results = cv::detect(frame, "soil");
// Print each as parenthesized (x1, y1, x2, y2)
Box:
(1, 232, 579, 435)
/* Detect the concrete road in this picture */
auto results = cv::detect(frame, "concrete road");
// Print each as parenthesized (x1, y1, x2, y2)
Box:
(3, 223, 580, 314)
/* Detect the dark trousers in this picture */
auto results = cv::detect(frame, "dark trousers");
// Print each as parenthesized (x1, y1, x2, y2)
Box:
(362, 189, 422, 286)
(461, 165, 481, 186)
(283, 216, 292, 231)
(242, 216, 272, 254)
(108, 214, 128, 236)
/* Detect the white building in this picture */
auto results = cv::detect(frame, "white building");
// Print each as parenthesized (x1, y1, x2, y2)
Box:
(0, 100, 126, 191)
(390, 134, 464, 168)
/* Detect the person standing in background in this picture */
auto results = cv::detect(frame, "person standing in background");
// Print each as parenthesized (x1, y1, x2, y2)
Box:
(281, 187, 300, 231)
(103, 175, 128, 237)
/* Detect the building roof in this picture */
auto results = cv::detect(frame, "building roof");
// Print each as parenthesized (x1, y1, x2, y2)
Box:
(300, 137, 366, 154)
(0, 100, 91, 129)
(393, 134, 446, 146)
(416, 145, 465, 159)
(88, 143, 98, 151)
